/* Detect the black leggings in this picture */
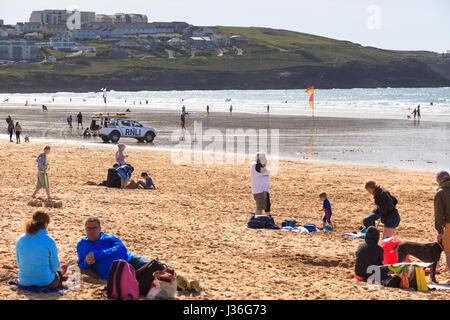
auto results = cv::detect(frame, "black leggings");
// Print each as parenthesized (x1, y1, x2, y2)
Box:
(9, 130, 13, 141)
(265, 192, 271, 213)
(16, 131, 20, 142)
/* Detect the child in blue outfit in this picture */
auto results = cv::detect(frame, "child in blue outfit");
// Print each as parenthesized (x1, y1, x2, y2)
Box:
(137, 172, 156, 189)
(319, 192, 334, 229)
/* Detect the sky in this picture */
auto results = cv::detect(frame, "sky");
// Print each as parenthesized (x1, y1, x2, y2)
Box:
(1, 0, 449, 52)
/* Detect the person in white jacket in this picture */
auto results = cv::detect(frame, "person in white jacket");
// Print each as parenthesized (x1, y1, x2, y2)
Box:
(251, 152, 271, 216)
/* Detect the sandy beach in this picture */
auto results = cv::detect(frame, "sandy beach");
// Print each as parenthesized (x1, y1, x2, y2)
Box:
(0, 138, 448, 300)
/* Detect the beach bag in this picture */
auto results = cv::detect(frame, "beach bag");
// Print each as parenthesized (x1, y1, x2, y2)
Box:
(247, 214, 275, 229)
(146, 268, 177, 300)
(381, 237, 409, 264)
(135, 259, 167, 296)
(303, 224, 318, 232)
(107, 168, 121, 188)
(106, 260, 139, 300)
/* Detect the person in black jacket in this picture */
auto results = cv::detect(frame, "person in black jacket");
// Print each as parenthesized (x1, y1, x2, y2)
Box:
(363, 181, 401, 241)
(355, 226, 389, 282)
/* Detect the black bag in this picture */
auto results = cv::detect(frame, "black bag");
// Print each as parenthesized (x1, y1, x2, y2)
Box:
(381, 275, 401, 288)
(247, 214, 275, 229)
(107, 168, 121, 188)
(135, 259, 167, 296)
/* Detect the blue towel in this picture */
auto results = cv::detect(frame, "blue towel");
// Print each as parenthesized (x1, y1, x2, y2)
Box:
(8, 281, 68, 294)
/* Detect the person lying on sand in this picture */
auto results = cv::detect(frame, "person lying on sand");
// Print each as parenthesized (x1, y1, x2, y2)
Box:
(76, 217, 152, 280)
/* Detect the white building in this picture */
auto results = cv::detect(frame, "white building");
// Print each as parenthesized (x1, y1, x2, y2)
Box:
(30, 10, 95, 25)
(0, 40, 39, 61)
(72, 28, 97, 40)
(50, 33, 76, 50)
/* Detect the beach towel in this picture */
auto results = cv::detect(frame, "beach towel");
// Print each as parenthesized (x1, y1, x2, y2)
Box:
(8, 281, 68, 294)
(344, 232, 366, 238)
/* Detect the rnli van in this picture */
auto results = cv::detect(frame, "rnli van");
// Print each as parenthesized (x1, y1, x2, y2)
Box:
(90, 114, 157, 143)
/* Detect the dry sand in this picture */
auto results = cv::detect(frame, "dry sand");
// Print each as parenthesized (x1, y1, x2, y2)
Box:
(0, 138, 448, 300)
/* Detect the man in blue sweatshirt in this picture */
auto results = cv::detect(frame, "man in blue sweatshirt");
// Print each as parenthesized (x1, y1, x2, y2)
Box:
(76, 217, 150, 280)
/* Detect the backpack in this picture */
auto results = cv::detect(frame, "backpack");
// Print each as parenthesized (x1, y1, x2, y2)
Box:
(135, 259, 167, 296)
(247, 214, 275, 229)
(106, 259, 139, 300)
(147, 268, 177, 300)
(107, 168, 121, 188)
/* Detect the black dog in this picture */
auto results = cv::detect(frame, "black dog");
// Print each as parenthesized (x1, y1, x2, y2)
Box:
(392, 240, 443, 283)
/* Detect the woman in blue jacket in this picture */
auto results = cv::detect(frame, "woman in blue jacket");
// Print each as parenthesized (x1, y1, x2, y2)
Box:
(16, 211, 66, 288)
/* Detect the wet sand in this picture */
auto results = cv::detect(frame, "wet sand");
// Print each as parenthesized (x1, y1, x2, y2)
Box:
(1, 103, 449, 170)
(0, 139, 448, 300)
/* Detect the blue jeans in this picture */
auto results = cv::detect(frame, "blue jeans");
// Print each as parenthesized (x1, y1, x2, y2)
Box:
(128, 254, 150, 271)
(363, 212, 400, 229)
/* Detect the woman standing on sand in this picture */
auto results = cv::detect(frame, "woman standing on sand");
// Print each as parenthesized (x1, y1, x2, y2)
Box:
(14, 122, 22, 144)
(15, 211, 67, 289)
(363, 181, 401, 241)
(7, 119, 14, 142)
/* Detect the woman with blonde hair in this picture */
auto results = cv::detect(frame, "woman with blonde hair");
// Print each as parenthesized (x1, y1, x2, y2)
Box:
(15, 211, 66, 288)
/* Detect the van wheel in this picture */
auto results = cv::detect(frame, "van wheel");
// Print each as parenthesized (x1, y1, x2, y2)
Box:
(101, 136, 110, 143)
(144, 131, 155, 143)
(109, 131, 121, 143)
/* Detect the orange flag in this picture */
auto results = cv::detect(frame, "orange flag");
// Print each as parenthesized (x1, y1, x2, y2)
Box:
(309, 93, 314, 109)
(305, 86, 314, 93)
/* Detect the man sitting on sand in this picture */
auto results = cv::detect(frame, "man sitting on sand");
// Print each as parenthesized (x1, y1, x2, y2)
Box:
(32, 146, 52, 200)
(76, 217, 151, 280)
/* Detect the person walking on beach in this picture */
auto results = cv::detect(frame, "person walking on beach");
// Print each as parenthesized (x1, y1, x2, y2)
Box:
(251, 152, 271, 216)
(67, 115, 73, 128)
(14, 122, 22, 144)
(363, 181, 401, 241)
(16, 210, 67, 289)
(31, 146, 52, 200)
(115, 144, 128, 166)
(7, 119, 14, 142)
(76, 112, 83, 129)
(435, 171, 450, 276)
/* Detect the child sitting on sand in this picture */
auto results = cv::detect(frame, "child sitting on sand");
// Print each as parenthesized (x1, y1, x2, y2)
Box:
(137, 172, 156, 189)
(319, 192, 334, 229)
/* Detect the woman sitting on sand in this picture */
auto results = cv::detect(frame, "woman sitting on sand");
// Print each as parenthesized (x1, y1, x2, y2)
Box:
(15, 211, 67, 289)
(363, 181, 401, 241)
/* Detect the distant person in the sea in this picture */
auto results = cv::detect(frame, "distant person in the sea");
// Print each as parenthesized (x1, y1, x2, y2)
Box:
(52, 98, 54, 102)
(206, 105, 209, 114)
(25, 100, 28, 106)
(146, 100, 148, 104)
(126, 108, 131, 112)
(137, 172, 156, 190)
(229, 105, 233, 113)
(363, 181, 400, 241)
(430, 102, 433, 106)
(76, 112, 83, 129)
(251, 152, 271, 216)
(32, 146, 52, 200)
(77, 217, 152, 280)
(267, 104, 270, 113)
(67, 115, 73, 128)
(319, 192, 334, 229)
(417, 105, 421, 119)
(115, 144, 128, 166)
(42, 105, 48, 112)
(14, 122, 22, 144)
(434, 171, 450, 275)
(412, 108, 417, 120)
(16, 210, 67, 289)
(182, 105, 186, 113)
(7, 119, 14, 142)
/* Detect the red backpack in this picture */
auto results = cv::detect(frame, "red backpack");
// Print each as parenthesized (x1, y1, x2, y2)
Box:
(106, 260, 140, 300)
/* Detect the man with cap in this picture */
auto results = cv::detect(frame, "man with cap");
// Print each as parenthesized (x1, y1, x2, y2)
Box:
(251, 152, 271, 216)
(435, 170, 450, 275)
